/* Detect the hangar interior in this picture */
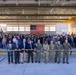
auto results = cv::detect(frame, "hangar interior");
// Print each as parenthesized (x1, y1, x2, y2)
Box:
(0, 0, 76, 34)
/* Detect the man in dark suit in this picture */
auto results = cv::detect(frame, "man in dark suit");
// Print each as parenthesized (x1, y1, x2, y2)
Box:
(74, 36, 76, 48)
(21, 39, 27, 63)
(27, 40, 34, 63)
(14, 40, 22, 64)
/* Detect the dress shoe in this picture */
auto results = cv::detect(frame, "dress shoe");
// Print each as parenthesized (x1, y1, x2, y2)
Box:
(67, 62, 69, 64)
(63, 62, 65, 64)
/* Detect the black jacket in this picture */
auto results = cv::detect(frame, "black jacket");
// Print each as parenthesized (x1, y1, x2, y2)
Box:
(27, 43, 34, 53)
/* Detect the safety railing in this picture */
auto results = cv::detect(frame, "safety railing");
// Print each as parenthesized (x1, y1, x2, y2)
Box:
(0, 49, 75, 52)
(0, 49, 75, 63)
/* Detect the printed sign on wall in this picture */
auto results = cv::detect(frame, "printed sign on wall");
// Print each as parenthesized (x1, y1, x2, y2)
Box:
(56, 23, 68, 34)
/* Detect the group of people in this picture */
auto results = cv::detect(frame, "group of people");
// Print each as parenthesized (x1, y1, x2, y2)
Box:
(0, 33, 75, 64)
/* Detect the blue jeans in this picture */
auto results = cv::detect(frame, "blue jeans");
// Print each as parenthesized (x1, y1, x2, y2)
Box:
(8, 52, 13, 63)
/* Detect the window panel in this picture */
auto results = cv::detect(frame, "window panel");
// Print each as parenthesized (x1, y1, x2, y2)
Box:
(26, 27, 30, 31)
(7, 27, 12, 31)
(19, 27, 24, 31)
(50, 27, 55, 31)
(13, 27, 18, 31)
(45, 27, 49, 31)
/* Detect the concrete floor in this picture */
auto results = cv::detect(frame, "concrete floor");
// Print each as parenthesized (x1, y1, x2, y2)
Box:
(0, 54, 76, 75)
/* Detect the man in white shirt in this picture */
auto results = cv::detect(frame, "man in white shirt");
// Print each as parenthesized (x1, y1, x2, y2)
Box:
(13, 36, 17, 43)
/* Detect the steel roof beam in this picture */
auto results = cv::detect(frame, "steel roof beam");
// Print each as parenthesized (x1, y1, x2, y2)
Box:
(0, 6, 76, 8)
(0, 1, 76, 5)
(0, 21, 61, 22)
(0, 19, 68, 20)
(0, 14, 75, 16)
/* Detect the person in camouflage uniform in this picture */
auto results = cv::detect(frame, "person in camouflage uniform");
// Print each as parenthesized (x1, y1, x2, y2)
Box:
(63, 40, 71, 64)
(55, 40, 63, 63)
(43, 41, 49, 63)
(35, 39, 43, 63)
(49, 40, 55, 63)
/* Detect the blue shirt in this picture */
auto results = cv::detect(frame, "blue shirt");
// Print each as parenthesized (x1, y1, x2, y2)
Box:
(30, 44, 32, 49)
(16, 44, 18, 48)
(23, 43, 26, 49)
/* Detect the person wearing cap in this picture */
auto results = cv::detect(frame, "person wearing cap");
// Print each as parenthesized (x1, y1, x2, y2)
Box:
(6, 40, 13, 64)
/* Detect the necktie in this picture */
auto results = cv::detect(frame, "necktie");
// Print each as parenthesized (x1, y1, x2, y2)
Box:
(30, 44, 32, 49)
(24, 43, 25, 48)
(16, 44, 18, 48)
